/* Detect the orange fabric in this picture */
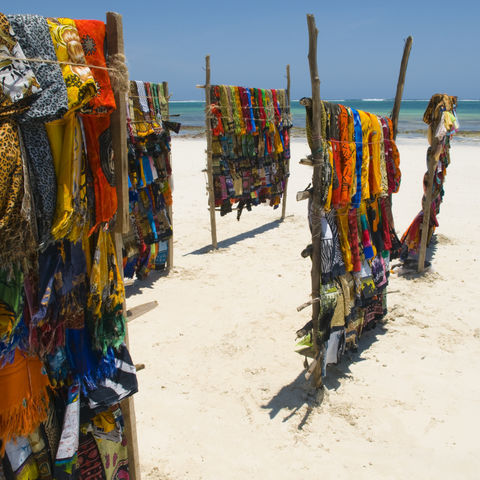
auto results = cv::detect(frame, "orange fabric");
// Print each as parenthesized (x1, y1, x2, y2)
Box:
(358, 110, 372, 201)
(338, 105, 356, 207)
(74, 19, 116, 115)
(0, 352, 50, 452)
(337, 207, 353, 272)
(386, 117, 401, 192)
(367, 113, 383, 197)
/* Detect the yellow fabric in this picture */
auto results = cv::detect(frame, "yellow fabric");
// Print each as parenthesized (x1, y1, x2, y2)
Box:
(337, 208, 352, 271)
(358, 110, 372, 200)
(92, 410, 116, 434)
(324, 142, 334, 211)
(46, 113, 84, 240)
(346, 108, 357, 200)
(47, 18, 97, 111)
(367, 113, 383, 197)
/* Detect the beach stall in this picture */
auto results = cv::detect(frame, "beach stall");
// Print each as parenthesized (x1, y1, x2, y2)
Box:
(123, 79, 179, 280)
(200, 56, 292, 249)
(296, 14, 412, 387)
(0, 11, 141, 479)
(400, 94, 459, 272)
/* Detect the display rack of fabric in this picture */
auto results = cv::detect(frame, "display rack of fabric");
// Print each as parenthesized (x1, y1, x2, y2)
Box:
(201, 56, 292, 249)
(0, 11, 141, 480)
(123, 80, 180, 279)
(400, 94, 459, 272)
(297, 15, 412, 387)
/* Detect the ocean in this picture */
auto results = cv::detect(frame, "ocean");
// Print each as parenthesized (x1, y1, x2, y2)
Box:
(169, 99, 480, 140)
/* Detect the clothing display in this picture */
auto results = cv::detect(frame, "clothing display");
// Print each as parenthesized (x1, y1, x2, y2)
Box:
(123, 80, 178, 279)
(207, 84, 292, 218)
(400, 94, 459, 258)
(296, 99, 401, 376)
(0, 13, 137, 479)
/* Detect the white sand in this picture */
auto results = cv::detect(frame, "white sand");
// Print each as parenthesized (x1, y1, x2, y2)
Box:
(126, 136, 480, 479)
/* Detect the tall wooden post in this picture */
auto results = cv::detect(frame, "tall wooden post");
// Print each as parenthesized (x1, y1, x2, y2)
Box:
(306, 14, 324, 388)
(204, 55, 218, 249)
(163, 81, 174, 269)
(391, 36, 413, 140)
(280, 64, 291, 221)
(417, 138, 440, 272)
(106, 12, 141, 480)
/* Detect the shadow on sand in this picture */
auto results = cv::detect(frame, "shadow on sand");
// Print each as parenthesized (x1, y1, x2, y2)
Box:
(262, 322, 388, 429)
(183, 219, 284, 256)
(395, 233, 439, 279)
(125, 268, 170, 298)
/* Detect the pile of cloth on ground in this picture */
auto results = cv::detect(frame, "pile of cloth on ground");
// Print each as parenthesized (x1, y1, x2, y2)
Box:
(123, 80, 179, 279)
(400, 94, 459, 261)
(0, 13, 137, 479)
(208, 85, 292, 219)
(296, 98, 402, 376)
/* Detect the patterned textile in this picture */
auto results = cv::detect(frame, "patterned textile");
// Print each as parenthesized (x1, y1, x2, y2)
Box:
(7, 14, 68, 123)
(46, 18, 97, 112)
(81, 115, 117, 229)
(5, 435, 40, 479)
(0, 352, 50, 452)
(28, 428, 53, 480)
(8, 14, 69, 247)
(95, 434, 129, 480)
(87, 230, 125, 354)
(78, 433, 106, 480)
(86, 344, 137, 412)
(0, 14, 40, 114)
(74, 20, 115, 115)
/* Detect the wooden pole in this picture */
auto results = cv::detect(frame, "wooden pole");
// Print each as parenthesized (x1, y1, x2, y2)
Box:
(204, 55, 218, 249)
(306, 14, 324, 388)
(106, 12, 130, 235)
(280, 64, 291, 221)
(417, 139, 440, 272)
(106, 12, 141, 480)
(163, 81, 174, 269)
(391, 36, 413, 140)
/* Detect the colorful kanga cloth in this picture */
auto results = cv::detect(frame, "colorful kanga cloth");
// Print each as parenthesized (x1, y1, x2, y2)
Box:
(0, 14, 41, 265)
(0, 351, 51, 453)
(74, 19, 116, 115)
(30, 240, 87, 357)
(87, 229, 126, 354)
(78, 432, 106, 480)
(4, 435, 40, 480)
(54, 383, 80, 480)
(8, 15, 70, 248)
(46, 18, 97, 112)
(94, 433, 129, 480)
(0, 266, 25, 365)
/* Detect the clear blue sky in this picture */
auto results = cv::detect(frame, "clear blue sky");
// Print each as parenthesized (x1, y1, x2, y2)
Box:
(4, 0, 479, 100)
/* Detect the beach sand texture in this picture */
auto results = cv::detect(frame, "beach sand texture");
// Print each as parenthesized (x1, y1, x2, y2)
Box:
(126, 136, 480, 479)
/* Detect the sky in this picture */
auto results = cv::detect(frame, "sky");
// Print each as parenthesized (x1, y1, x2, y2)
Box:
(4, 0, 479, 101)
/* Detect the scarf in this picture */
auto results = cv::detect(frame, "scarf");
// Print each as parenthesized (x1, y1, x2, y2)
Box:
(80, 115, 118, 229)
(74, 20, 116, 115)
(0, 351, 51, 453)
(87, 229, 125, 354)
(46, 18, 97, 112)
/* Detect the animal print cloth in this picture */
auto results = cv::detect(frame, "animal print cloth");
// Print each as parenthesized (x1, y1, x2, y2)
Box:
(7, 14, 69, 247)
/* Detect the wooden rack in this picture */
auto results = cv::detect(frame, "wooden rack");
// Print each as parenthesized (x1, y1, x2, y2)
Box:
(201, 56, 291, 249)
(304, 13, 412, 387)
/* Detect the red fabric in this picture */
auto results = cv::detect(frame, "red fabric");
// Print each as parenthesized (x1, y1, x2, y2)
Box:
(348, 209, 362, 272)
(330, 139, 342, 208)
(74, 20, 116, 115)
(81, 115, 118, 228)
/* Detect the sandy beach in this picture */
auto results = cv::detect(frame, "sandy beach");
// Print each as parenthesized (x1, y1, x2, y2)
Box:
(126, 135, 480, 479)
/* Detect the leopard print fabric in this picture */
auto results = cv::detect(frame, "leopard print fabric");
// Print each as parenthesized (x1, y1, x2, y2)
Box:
(21, 125, 57, 248)
(7, 14, 68, 123)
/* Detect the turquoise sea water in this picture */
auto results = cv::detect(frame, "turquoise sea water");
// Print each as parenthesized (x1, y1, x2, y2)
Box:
(169, 99, 480, 138)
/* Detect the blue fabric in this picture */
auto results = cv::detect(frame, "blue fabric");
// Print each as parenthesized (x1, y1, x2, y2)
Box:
(351, 108, 363, 208)
(245, 88, 256, 133)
